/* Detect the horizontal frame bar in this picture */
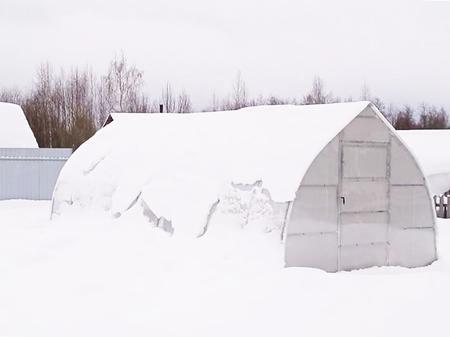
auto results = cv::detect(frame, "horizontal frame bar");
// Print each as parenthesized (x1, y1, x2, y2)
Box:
(0, 156, 69, 161)
(340, 210, 388, 215)
(287, 231, 336, 237)
(339, 241, 388, 248)
(342, 177, 387, 182)
(342, 140, 389, 147)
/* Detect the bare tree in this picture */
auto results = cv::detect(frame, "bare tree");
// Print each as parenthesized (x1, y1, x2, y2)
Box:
(371, 97, 386, 115)
(177, 90, 192, 113)
(6, 54, 450, 150)
(302, 76, 336, 105)
(382, 103, 398, 126)
(417, 104, 448, 129)
(393, 105, 416, 130)
(206, 93, 220, 112)
(1, 54, 153, 149)
(265, 96, 290, 105)
(344, 96, 354, 102)
(247, 95, 266, 107)
(28, 63, 56, 147)
(360, 82, 371, 101)
(63, 68, 97, 148)
(17, 63, 98, 148)
(231, 72, 248, 110)
(0, 87, 22, 104)
(101, 53, 144, 113)
(161, 83, 176, 113)
(358, 83, 387, 118)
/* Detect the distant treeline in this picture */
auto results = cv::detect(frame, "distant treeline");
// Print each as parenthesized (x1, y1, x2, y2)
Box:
(1, 55, 448, 149)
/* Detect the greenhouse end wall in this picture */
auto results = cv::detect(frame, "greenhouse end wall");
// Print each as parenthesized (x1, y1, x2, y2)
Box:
(285, 106, 436, 272)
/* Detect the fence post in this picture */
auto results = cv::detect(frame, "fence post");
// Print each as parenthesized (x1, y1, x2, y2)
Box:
(439, 195, 445, 218)
(446, 195, 450, 219)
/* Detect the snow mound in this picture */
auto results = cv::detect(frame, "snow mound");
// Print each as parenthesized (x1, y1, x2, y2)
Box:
(0, 102, 38, 148)
(3, 200, 450, 336)
(398, 130, 450, 195)
(52, 102, 371, 235)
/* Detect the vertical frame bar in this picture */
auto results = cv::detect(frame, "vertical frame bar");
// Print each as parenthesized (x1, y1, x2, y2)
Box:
(386, 133, 392, 265)
(337, 131, 344, 271)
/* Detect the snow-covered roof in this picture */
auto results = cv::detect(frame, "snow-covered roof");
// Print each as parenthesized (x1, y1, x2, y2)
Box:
(103, 112, 143, 127)
(398, 130, 450, 195)
(0, 102, 38, 148)
(53, 101, 380, 234)
(109, 112, 143, 122)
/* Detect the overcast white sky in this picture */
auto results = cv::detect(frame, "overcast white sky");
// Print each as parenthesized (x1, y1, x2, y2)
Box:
(1, 0, 449, 110)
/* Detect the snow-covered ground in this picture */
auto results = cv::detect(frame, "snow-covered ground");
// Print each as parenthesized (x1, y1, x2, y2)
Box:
(1, 200, 449, 337)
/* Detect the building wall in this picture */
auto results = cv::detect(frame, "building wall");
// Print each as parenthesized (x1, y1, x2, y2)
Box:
(285, 106, 436, 271)
(0, 148, 72, 200)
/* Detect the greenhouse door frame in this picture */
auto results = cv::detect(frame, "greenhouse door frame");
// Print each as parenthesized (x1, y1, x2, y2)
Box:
(337, 134, 392, 271)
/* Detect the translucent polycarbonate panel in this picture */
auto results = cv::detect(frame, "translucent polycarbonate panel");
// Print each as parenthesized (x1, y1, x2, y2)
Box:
(343, 145, 387, 179)
(288, 186, 337, 234)
(342, 116, 389, 143)
(285, 233, 337, 272)
(340, 212, 388, 246)
(340, 243, 387, 271)
(285, 106, 436, 272)
(301, 137, 339, 186)
(389, 228, 436, 267)
(284, 136, 340, 271)
(341, 180, 388, 213)
(390, 138, 424, 185)
(358, 106, 376, 117)
(390, 185, 434, 228)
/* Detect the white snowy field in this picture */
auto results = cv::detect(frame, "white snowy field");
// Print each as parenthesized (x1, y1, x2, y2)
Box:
(1, 201, 450, 337)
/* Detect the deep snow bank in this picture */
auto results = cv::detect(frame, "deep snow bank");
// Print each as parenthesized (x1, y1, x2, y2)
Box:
(1, 200, 450, 337)
(398, 130, 450, 195)
(52, 102, 371, 235)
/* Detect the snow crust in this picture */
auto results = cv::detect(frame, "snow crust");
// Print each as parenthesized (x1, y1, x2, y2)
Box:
(398, 130, 450, 195)
(52, 102, 371, 235)
(1, 200, 450, 337)
(0, 102, 38, 148)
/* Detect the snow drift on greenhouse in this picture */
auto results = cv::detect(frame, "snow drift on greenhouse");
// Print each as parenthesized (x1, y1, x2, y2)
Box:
(52, 101, 398, 235)
(0, 102, 38, 148)
(398, 129, 450, 195)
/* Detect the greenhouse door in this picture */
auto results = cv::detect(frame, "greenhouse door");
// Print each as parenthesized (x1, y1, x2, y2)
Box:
(338, 142, 390, 270)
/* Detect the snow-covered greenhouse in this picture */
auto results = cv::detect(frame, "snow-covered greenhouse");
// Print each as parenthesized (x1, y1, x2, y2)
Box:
(51, 101, 437, 272)
(0, 102, 38, 148)
(398, 129, 450, 196)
